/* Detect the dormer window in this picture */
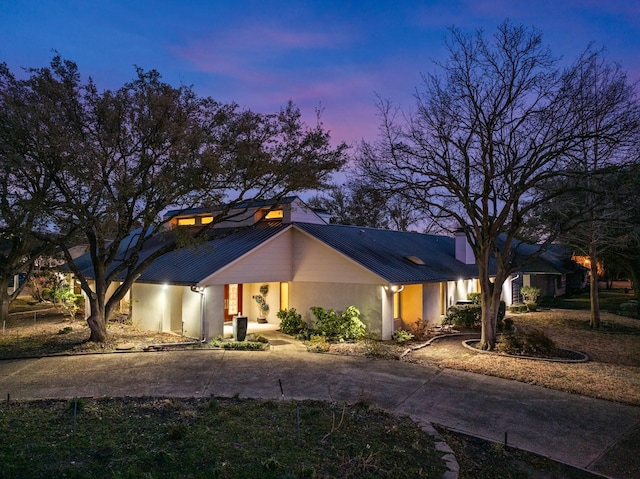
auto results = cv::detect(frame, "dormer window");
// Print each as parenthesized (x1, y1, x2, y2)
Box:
(263, 209, 284, 220)
(201, 216, 214, 225)
(177, 217, 196, 226)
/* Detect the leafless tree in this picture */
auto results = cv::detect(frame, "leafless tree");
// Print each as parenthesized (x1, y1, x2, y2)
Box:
(358, 21, 636, 349)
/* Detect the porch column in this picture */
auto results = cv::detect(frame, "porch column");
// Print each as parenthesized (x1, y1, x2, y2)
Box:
(203, 285, 224, 339)
(380, 285, 394, 341)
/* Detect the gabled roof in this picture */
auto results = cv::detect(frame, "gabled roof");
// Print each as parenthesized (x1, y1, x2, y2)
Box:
(74, 222, 289, 285)
(295, 222, 483, 283)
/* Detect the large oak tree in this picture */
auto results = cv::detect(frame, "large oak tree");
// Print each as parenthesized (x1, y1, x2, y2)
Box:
(1, 56, 346, 342)
(358, 22, 634, 349)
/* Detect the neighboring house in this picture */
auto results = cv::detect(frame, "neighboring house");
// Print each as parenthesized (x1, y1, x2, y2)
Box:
(505, 242, 588, 304)
(77, 197, 580, 340)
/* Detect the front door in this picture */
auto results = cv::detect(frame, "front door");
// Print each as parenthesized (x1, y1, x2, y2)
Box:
(223, 284, 242, 322)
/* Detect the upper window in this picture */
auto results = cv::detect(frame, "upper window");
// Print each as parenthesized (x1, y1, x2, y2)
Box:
(177, 217, 196, 226)
(200, 216, 214, 225)
(264, 209, 284, 220)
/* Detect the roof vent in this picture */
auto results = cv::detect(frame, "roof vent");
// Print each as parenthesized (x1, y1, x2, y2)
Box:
(405, 255, 426, 265)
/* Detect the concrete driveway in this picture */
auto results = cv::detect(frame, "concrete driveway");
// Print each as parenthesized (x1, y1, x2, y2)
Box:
(0, 334, 638, 478)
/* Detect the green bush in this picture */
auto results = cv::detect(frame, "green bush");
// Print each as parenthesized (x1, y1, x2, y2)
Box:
(618, 301, 638, 317)
(276, 308, 306, 335)
(520, 286, 541, 305)
(393, 329, 414, 344)
(510, 304, 529, 313)
(443, 304, 481, 328)
(310, 305, 366, 341)
(445, 300, 506, 330)
(496, 329, 556, 357)
(467, 292, 481, 304)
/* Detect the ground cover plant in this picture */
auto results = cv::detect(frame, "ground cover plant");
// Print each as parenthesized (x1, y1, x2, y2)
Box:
(0, 397, 447, 479)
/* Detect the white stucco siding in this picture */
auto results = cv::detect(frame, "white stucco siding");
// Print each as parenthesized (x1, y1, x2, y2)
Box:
(131, 283, 166, 332)
(289, 282, 386, 339)
(422, 283, 441, 324)
(203, 285, 224, 339)
(244, 282, 281, 323)
(201, 229, 293, 285)
(291, 229, 382, 284)
(182, 287, 203, 339)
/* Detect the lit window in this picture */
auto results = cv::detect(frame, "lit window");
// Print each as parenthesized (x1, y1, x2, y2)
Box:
(265, 209, 284, 219)
(177, 217, 196, 226)
(200, 216, 214, 225)
(405, 255, 425, 265)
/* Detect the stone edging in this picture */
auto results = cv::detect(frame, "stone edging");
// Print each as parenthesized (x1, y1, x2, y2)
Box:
(408, 415, 459, 479)
(461, 339, 590, 363)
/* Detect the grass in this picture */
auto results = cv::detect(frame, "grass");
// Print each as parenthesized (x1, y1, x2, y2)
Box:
(3, 294, 635, 478)
(434, 426, 602, 479)
(406, 308, 640, 406)
(0, 397, 446, 479)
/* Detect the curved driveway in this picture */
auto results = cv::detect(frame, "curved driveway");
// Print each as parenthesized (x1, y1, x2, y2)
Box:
(0, 334, 638, 479)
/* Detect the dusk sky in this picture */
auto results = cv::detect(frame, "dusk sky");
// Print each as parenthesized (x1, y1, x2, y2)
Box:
(1, 0, 639, 147)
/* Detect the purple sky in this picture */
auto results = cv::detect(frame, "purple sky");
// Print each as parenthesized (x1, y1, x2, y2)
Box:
(1, 0, 639, 147)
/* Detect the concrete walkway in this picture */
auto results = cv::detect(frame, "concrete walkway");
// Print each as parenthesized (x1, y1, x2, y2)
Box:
(0, 333, 638, 479)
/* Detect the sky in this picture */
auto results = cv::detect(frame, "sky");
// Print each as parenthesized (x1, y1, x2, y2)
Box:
(1, 0, 639, 148)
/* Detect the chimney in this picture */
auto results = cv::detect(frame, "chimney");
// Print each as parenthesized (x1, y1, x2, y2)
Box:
(455, 229, 475, 265)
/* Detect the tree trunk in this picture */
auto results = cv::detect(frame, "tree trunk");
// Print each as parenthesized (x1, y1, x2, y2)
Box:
(85, 291, 109, 342)
(87, 310, 108, 342)
(588, 243, 601, 328)
(479, 279, 502, 351)
(0, 277, 10, 326)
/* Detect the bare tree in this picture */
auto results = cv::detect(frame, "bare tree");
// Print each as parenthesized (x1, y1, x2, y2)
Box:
(535, 49, 640, 327)
(358, 21, 632, 349)
(1, 57, 347, 342)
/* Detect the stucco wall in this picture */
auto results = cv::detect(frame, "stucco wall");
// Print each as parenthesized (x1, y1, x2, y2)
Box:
(422, 283, 442, 325)
(205, 231, 293, 285)
(400, 284, 423, 329)
(131, 283, 167, 332)
(288, 281, 385, 338)
(244, 282, 282, 324)
(203, 285, 224, 339)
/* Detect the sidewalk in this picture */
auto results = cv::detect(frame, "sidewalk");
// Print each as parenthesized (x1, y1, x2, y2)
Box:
(0, 332, 638, 479)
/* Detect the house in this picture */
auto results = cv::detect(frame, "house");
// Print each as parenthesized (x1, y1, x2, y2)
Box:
(79, 197, 577, 340)
(503, 241, 588, 303)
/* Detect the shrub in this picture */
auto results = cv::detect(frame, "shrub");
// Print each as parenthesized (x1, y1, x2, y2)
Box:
(526, 303, 538, 312)
(410, 318, 430, 340)
(520, 286, 541, 305)
(276, 308, 306, 335)
(496, 329, 556, 357)
(510, 304, 529, 313)
(443, 304, 482, 329)
(618, 301, 638, 317)
(310, 306, 366, 341)
(393, 329, 414, 344)
(467, 292, 481, 304)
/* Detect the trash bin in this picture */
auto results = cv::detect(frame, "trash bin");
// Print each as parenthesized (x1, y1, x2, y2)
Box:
(233, 316, 248, 341)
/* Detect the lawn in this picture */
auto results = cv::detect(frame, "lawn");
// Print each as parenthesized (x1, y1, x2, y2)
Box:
(1, 294, 633, 478)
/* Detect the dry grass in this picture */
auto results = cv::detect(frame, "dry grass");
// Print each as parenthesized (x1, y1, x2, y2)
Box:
(1, 306, 194, 358)
(406, 309, 640, 406)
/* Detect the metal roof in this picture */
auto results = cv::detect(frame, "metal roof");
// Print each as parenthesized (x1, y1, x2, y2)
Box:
(73, 220, 578, 287)
(75, 222, 289, 285)
(295, 222, 483, 283)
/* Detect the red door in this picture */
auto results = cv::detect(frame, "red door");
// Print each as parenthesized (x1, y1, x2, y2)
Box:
(223, 284, 243, 322)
